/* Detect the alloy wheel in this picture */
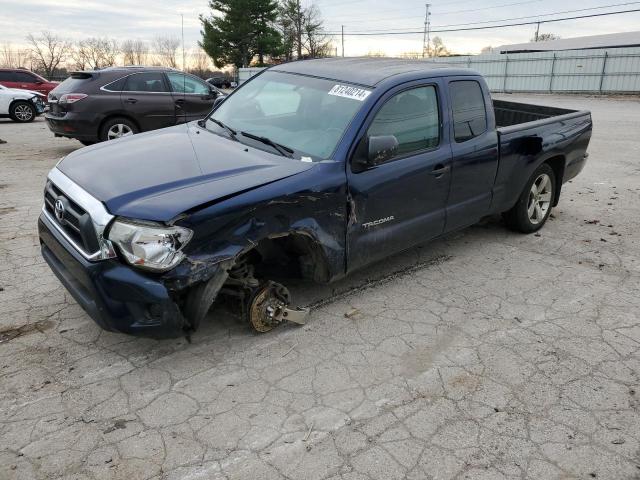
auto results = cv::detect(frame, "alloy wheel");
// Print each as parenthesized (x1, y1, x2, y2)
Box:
(107, 123, 134, 140)
(527, 173, 553, 224)
(14, 104, 33, 121)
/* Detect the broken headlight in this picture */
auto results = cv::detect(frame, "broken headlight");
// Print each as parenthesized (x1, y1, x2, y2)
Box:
(107, 219, 193, 272)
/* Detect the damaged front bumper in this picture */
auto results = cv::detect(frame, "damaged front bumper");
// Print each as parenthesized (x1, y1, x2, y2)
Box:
(38, 212, 227, 338)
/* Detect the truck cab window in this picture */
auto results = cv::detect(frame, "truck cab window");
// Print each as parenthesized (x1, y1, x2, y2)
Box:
(367, 85, 440, 161)
(450, 80, 487, 142)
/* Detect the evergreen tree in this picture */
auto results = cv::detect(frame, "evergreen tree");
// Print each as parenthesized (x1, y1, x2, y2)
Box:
(200, 0, 281, 68)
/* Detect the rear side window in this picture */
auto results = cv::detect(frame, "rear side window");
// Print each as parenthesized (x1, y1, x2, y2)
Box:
(124, 72, 168, 92)
(367, 85, 440, 159)
(13, 71, 36, 82)
(102, 76, 127, 92)
(450, 80, 487, 142)
(0, 71, 15, 82)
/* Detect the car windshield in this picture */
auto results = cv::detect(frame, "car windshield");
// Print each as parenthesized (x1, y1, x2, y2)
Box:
(205, 71, 370, 160)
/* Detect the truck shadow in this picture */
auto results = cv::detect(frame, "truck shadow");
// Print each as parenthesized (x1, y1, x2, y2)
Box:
(194, 214, 507, 339)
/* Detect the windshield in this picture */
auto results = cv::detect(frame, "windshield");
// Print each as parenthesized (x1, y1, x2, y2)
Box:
(205, 71, 370, 160)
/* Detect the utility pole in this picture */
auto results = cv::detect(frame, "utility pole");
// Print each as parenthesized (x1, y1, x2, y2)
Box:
(296, 0, 302, 59)
(341, 25, 345, 57)
(181, 14, 186, 70)
(534, 22, 540, 42)
(422, 4, 431, 58)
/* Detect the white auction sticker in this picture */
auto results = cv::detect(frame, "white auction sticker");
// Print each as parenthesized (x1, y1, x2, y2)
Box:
(328, 84, 372, 101)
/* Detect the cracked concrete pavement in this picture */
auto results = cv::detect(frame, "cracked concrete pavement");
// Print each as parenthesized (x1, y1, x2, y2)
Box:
(1, 94, 640, 480)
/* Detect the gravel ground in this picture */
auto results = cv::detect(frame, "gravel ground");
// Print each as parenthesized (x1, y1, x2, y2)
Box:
(1, 94, 640, 480)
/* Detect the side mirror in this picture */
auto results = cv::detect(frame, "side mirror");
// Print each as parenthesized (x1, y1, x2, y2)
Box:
(367, 135, 399, 166)
(213, 95, 226, 109)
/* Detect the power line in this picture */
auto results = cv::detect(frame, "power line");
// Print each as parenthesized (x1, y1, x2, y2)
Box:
(330, 1, 640, 32)
(322, 7, 640, 35)
(435, 0, 542, 15)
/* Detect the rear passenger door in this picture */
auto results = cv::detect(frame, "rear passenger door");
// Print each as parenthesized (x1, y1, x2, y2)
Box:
(445, 78, 499, 232)
(120, 72, 176, 131)
(347, 81, 452, 271)
(166, 72, 216, 123)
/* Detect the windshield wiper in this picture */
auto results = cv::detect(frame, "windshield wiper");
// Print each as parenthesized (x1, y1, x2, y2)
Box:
(208, 118, 238, 141)
(240, 131, 294, 158)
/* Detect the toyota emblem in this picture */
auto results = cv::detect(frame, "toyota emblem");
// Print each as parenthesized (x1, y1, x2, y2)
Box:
(54, 199, 65, 223)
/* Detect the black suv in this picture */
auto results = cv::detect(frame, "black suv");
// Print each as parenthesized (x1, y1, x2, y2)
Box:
(45, 67, 224, 145)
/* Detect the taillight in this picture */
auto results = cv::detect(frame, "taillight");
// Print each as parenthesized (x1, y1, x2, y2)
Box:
(59, 93, 88, 104)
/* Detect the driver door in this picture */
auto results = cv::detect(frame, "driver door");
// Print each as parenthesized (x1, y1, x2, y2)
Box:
(346, 81, 452, 272)
(166, 72, 217, 123)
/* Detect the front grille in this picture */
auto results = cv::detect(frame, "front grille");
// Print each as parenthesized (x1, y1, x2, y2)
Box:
(44, 181, 100, 254)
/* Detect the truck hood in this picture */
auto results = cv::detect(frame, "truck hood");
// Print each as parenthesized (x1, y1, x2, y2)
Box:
(57, 122, 315, 222)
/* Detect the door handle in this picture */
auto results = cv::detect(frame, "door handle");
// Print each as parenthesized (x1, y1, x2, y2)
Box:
(430, 164, 450, 177)
(175, 99, 185, 109)
(124, 98, 138, 104)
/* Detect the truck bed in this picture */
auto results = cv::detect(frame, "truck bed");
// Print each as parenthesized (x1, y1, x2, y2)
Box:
(493, 99, 578, 127)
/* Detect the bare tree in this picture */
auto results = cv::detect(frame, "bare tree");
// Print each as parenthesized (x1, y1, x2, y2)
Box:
(302, 5, 332, 59)
(279, 1, 332, 60)
(531, 33, 560, 42)
(153, 36, 180, 68)
(26, 31, 72, 78)
(1, 42, 29, 68)
(189, 48, 211, 77)
(71, 38, 119, 70)
(429, 37, 450, 57)
(480, 45, 493, 54)
(121, 39, 149, 65)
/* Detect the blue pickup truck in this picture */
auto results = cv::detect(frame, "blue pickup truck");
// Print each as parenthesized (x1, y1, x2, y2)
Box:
(38, 58, 592, 337)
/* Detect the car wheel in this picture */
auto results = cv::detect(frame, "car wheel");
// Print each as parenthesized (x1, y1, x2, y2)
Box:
(10, 101, 36, 123)
(503, 163, 556, 233)
(99, 117, 138, 142)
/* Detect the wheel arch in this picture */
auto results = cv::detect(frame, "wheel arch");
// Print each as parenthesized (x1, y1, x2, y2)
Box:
(543, 154, 566, 207)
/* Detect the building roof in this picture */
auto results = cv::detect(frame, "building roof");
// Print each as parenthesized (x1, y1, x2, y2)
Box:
(497, 30, 640, 53)
(271, 57, 472, 87)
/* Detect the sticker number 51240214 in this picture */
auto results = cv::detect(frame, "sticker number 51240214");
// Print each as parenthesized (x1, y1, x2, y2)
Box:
(328, 84, 372, 101)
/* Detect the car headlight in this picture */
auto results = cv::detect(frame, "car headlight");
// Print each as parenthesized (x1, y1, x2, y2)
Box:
(107, 219, 193, 272)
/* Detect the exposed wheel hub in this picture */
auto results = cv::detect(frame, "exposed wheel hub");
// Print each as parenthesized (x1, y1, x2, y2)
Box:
(248, 282, 308, 332)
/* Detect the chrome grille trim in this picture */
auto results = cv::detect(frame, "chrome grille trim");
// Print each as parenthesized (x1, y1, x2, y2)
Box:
(43, 168, 116, 261)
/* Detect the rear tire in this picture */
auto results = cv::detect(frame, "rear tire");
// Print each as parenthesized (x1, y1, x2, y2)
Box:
(503, 163, 556, 233)
(9, 101, 36, 123)
(99, 117, 138, 142)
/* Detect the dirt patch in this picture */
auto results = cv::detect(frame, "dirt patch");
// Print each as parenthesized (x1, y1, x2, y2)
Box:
(0, 320, 55, 344)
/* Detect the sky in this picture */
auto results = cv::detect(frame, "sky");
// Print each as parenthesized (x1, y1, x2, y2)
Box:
(1, 0, 639, 57)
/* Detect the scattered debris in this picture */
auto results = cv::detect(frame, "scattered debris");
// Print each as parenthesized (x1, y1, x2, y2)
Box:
(584, 219, 600, 225)
(611, 438, 626, 445)
(600, 238, 607, 242)
(103, 419, 129, 434)
(344, 308, 360, 319)
(282, 344, 297, 357)
(303, 421, 314, 442)
(0, 139, 6, 144)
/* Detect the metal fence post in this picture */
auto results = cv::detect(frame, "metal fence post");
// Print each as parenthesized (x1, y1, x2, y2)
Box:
(503, 56, 509, 92)
(599, 51, 609, 93)
(549, 53, 556, 93)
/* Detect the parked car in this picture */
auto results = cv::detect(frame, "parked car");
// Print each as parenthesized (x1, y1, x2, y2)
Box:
(38, 58, 592, 338)
(0, 68, 58, 96)
(45, 66, 224, 145)
(206, 76, 231, 89)
(0, 84, 46, 122)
